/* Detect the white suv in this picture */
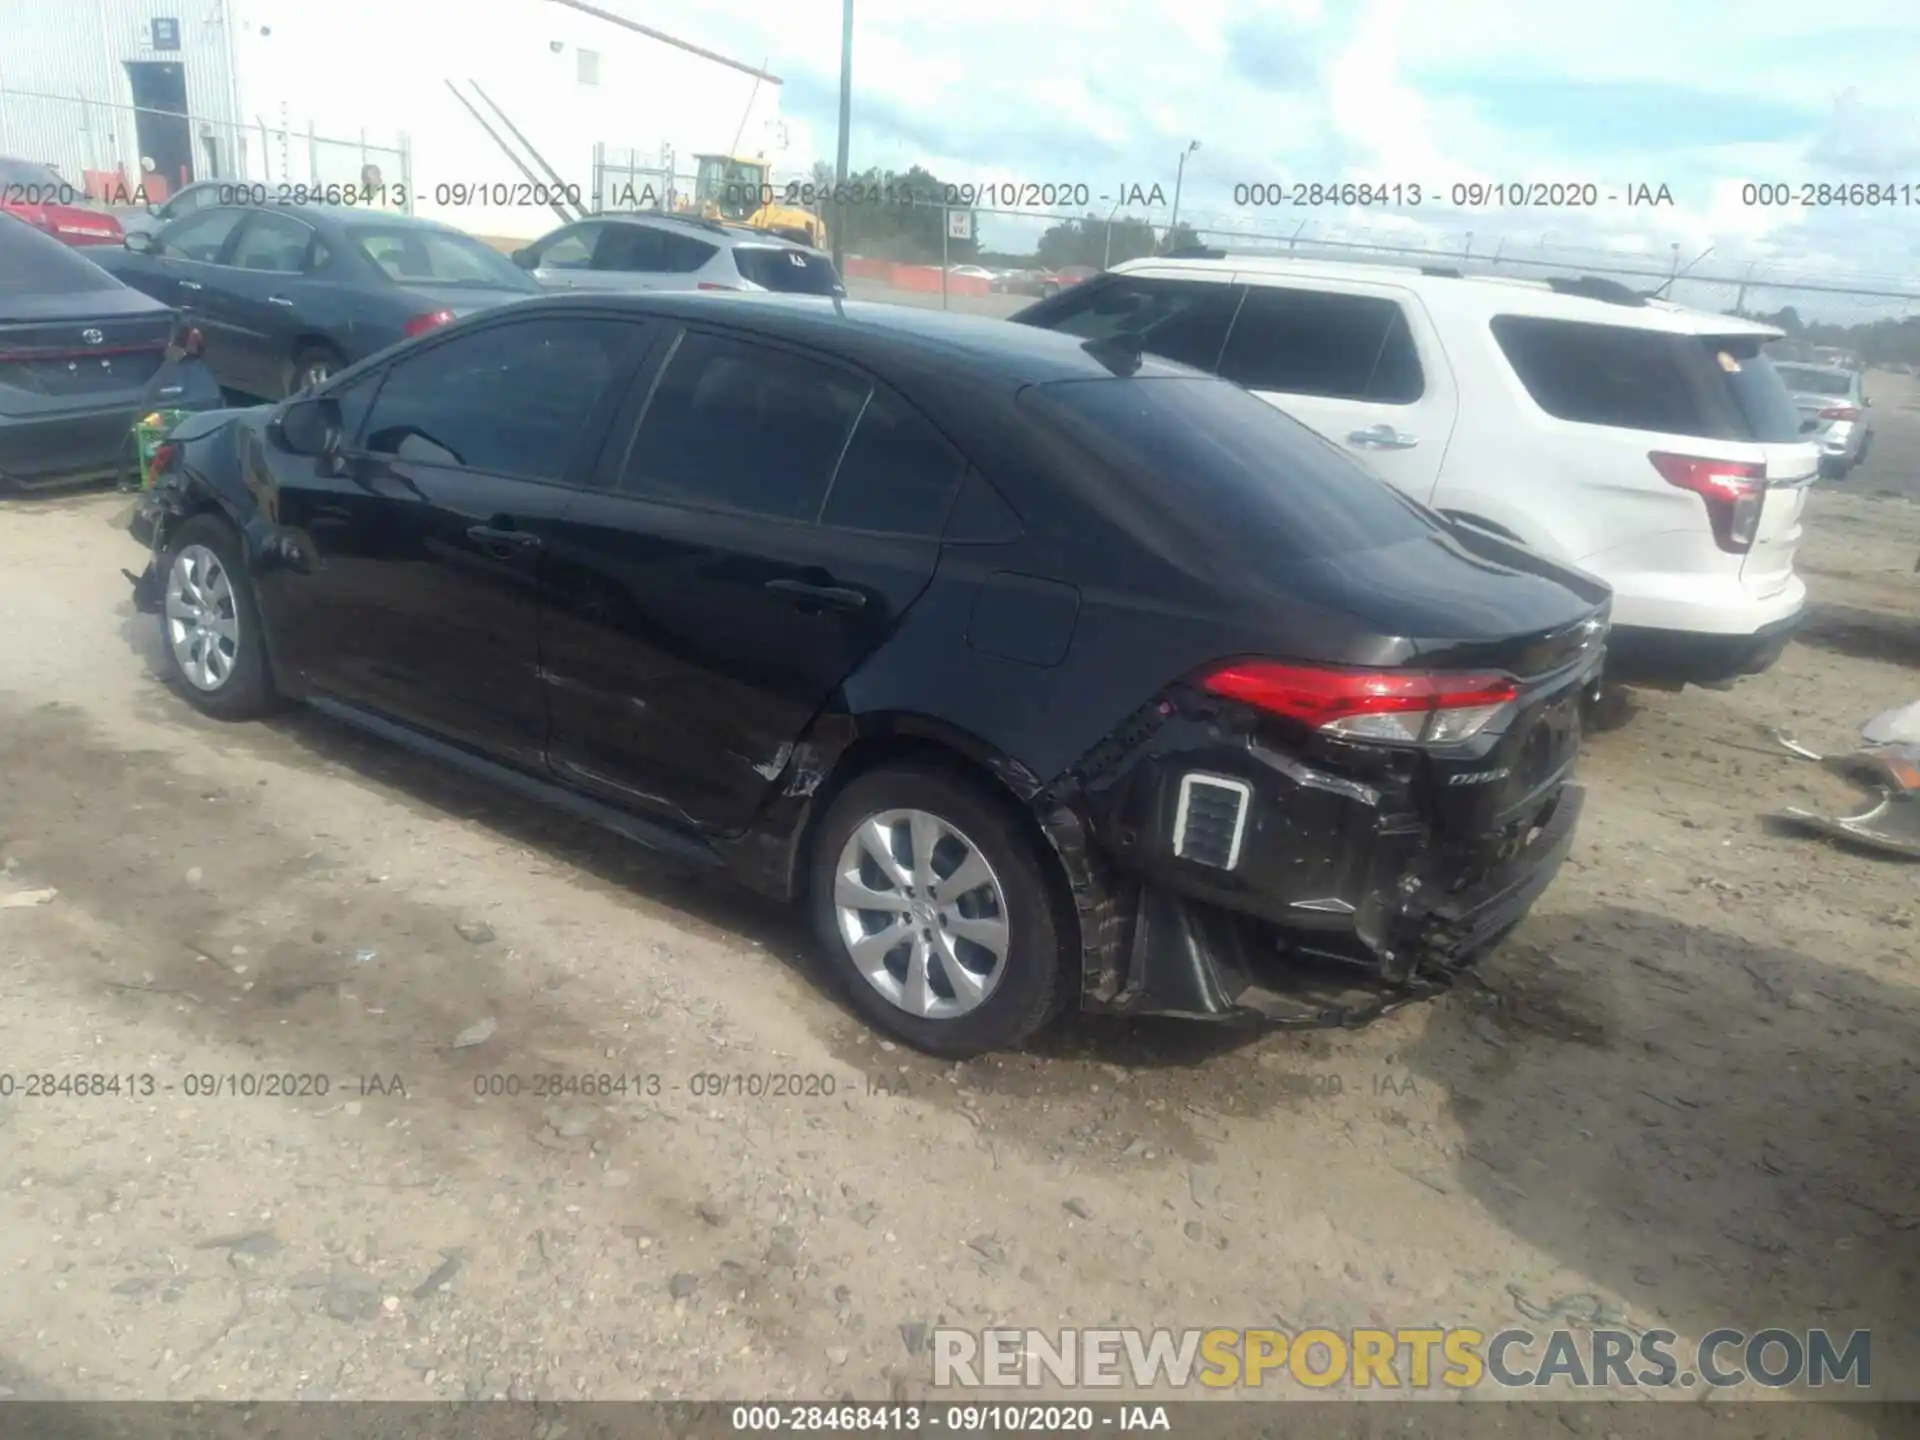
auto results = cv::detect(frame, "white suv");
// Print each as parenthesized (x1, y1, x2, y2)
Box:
(1011, 255, 1819, 688)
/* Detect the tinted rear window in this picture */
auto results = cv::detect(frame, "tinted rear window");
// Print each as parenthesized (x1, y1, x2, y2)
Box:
(1774, 365, 1853, 397)
(1020, 376, 1443, 563)
(0, 214, 122, 296)
(1492, 316, 1804, 442)
(731, 246, 843, 295)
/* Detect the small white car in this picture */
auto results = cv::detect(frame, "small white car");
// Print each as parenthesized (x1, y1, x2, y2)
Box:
(514, 212, 844, 297)
(1013, 255, 1821, 689)
(1772, 361, 1872, 477)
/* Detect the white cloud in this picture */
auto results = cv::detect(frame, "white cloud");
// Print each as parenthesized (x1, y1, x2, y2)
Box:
(575, 0, 1920, 311)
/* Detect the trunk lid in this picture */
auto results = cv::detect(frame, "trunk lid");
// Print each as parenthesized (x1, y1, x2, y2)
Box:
(0, 305, 175, 413)
(391, 285, 531, 321)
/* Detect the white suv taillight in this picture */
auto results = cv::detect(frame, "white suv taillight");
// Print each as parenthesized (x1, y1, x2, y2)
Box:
(1649, 451, 1765, 554)
(1201, 662, 1519, 746)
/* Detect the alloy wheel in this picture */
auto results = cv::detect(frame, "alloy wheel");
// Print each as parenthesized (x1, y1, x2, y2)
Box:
(832, 808, 1012, 1020)
(164, 543, 240, 691)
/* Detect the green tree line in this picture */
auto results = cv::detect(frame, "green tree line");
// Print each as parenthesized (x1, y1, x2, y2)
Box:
(804, 161, 1199, 269)
(1734, 304, 1920, 369)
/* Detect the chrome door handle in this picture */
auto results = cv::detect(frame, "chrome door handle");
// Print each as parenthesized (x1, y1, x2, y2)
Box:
(177, 279, 203, 291)
(1347, 423, 1418, 450)
(268, 295, 295, 307)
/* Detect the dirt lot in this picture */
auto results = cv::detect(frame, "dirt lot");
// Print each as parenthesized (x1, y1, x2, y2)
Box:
(1, 373, 1918, 1423)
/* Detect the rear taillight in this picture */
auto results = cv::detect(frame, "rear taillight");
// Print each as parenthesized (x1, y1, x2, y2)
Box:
(1201, 662, 1519, 746)
(150, 440, 182, 476)
(165, 323, 204, 361)
(1649, 451, 1765, 554)
(403, 309, 455, 337)
(696, 281, 739, 291)
(1818, 404, 1861, 422)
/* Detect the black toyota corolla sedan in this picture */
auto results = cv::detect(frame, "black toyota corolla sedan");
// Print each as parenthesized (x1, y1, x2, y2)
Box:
(1, 212, 221, 493)
(123, 292, 1610, 1055)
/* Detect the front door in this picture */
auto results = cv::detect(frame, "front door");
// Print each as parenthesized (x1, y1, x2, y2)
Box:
(146, 206, 250, 389)
(253, 313, 649, 769)
(539, 328, 957, 833)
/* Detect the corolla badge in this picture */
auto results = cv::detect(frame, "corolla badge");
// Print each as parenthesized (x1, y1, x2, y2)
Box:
(81, 328, 105, 345)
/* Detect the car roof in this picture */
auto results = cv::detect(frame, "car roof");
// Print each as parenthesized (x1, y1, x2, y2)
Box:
(242, 201, 468, 235)
(1109, 254, 1786, 340)
(588, 209, 826, 254)
(501, 290, 1200, 384)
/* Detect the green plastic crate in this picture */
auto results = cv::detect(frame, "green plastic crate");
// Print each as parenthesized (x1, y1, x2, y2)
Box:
(132, 408, 193, 489)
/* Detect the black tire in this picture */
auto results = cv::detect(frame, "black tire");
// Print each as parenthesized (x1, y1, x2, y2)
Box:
(807, 762, 1069, 1057)
(289, 343, 345, 398)
(156, 514, 279, 720)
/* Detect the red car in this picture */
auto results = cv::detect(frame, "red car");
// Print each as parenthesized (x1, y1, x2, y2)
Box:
(1, 157, 124, 247)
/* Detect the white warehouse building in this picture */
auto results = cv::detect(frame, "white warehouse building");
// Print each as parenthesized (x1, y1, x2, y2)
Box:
(0, 0, 789, 239)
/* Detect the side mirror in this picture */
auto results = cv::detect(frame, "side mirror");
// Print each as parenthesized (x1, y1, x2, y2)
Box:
(274, 396, 343, 459)
(125, 230, 155, 254)
(511, 247, 535, 269)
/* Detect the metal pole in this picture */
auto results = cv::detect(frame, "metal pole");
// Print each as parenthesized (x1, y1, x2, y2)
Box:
(1167, 152, 1186, 251)
(941, 203, 949, 310)
(832, 0, 852, 274)
(1735, 259, 1758, 314)
(307, 119, 317, 186)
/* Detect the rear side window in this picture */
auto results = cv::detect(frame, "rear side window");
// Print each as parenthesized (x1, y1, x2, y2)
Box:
(1492, 316, 1804, 442)
(661, 232, 718, 273)
(1216, 287, 1425, 403)
(821, 390, 965, 536)
(731, 246, 843, 295)
(0, 213, 122, 295)
(1774, 365, 1853, 398)
(595, 224, 669, 272)
(622, 331, 868, 519)
(1015, 275, 1242, 372)
(1022, 376, 1442, 565)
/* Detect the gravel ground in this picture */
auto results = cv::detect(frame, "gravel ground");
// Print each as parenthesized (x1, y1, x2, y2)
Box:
(0, 370, 1916, 1422)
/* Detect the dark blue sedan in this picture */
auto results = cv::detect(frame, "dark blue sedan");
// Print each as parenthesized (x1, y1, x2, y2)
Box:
(92, 201, 540, 401)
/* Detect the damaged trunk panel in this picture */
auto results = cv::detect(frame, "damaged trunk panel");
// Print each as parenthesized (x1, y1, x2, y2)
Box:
(1041, 659, 1595, 1028)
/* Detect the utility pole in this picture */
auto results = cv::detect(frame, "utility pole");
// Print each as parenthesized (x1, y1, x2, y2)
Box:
(832, 0, 853, 276)
(1165, 139, 1198, 252)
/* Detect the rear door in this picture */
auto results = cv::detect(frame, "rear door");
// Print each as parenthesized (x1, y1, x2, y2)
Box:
(1218, 278, 1457, 501)
(204, 207, 322, 397)
(539, 327, 959, 832)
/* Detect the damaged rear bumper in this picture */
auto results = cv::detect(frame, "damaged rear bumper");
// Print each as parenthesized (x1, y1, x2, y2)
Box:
(1086, 783, 1582, 1026)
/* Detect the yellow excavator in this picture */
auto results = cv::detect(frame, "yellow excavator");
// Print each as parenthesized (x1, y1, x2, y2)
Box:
(677, 153, 829, 251)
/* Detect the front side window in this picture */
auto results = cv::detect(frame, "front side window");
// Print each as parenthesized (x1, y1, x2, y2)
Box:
(228, 212, 315, 274)
(534, 226, 601, 270)
(161, 207, 245, 262)
(621, 331, 868, 520)
(359, 318, 640, 480)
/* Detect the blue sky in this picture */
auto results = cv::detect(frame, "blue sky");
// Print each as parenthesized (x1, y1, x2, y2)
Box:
(620, 0, 1920, 318)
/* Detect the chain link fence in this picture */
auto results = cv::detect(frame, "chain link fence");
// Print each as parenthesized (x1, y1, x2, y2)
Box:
(875, 198, 1920, 333)
(0, 86, 410, 209)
